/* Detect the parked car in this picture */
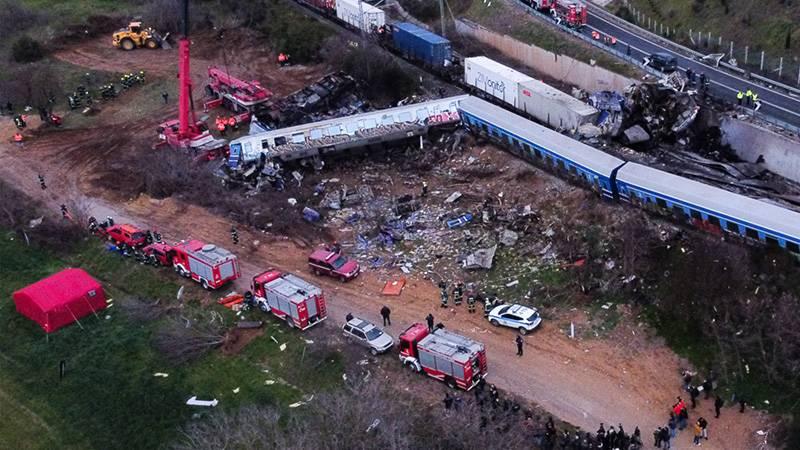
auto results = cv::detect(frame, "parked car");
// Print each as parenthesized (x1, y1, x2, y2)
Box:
(487, 304, 542, 334)
(342, 316, 394, 355)
(644, 52, 678, 73)
(308, 249, 360, 282)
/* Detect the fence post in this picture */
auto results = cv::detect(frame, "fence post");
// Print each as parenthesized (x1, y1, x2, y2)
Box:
(718, 36, 722, 47)
(648, 17, 651, 29)
(797, 65, 800, 86)
(778, 57, 783, 77)
(729, 41, 733, 58)
(744, 46, 748, 64)
(760, 51, 764, 71)
(707, 31, 711, 47)
(660, 23, 663, 35)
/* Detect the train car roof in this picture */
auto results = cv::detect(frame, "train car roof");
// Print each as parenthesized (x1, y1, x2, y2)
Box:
(458, 96, 624, 175)
(464, 56, 534, 84)
(617, 162, 800, 240)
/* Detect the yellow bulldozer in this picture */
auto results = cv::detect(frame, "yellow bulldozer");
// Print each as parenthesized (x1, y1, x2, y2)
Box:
(112, 21, 171, 51)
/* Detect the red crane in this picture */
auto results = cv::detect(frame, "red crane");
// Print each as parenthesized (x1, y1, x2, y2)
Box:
(157, 0, 222, 151)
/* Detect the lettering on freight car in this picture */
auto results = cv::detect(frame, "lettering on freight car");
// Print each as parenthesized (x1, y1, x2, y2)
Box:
(477, 73, 505, 96)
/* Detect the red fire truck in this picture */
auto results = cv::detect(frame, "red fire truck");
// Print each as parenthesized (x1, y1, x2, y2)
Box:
(249, 270, 327, 330)
(170, 240, 240, 290)
(525, 0, 588, 28)
(399, 323, 488, 390)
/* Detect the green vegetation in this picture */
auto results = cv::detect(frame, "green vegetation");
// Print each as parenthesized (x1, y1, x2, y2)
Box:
(11, 35, 44, 62)
(608, 0, 799, 61)
(0, 236, 343, 449)
(461, 0, 640, 78)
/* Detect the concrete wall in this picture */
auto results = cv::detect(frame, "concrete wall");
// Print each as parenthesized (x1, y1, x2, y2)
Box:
(455, 20, 637, 92)
(721, 118, 800, 182)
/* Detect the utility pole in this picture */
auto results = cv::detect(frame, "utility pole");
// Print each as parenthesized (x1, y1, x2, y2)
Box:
(439, 0, 446, 37)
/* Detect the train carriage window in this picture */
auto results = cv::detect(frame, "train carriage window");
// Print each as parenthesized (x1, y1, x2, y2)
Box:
(569, 165, 579, 177)
(745, 228, 759, 239)
(523, 143, 531, 154)
(309, 129, 323, 140)
(346, 122, 358, 134)
(726, 221, 740, 233)
(291, 133, 305, 144)
(766, 236, 780, 248)
(381, 115, 394, 126)
(358, 119, 366, 130)
(274, 136, 287, 146)
(481, 123, 488, 133)
(417, 109, 428, 121)
(787, 242, 800, 253)
(261, 139, 270, 149)
(690, 210, 702, 220)
(398, 112, 413, 123)
(655, 198, 668, 209)
(672, 205, 686, 219)
(364, 118, 378, 129)
(534, 148, 543, 159)
(707, 216, 721, 227)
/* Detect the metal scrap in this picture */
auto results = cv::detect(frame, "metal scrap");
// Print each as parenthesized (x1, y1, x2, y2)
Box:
(463, 245, 498, 270)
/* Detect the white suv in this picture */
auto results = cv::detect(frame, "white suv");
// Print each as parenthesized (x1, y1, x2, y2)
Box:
(488, 304, 542, 334)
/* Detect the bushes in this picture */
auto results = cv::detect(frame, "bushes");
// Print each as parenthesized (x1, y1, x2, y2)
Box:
(337, 41, 418, 102)
(11, 36, 45, 63)
(253, 0, 332, 63)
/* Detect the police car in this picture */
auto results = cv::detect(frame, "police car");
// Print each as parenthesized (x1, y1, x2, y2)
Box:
(487, 304, 542, 334)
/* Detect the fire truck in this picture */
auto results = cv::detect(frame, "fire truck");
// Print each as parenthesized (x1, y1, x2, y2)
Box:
(399, 323, 488, 390)
(248, 270, 327, 330)
(203, 66, 273, 128)
(169, 240, 240, 290)
(524, 0, 588, 28)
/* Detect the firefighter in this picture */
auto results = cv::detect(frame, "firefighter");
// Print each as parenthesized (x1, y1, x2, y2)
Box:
(231, 226, 239, 245)
(426, 313, 434, 331)
(453, 282, 464, 306)
(13, 114, 26, 130)
(215, 117, 226, 135)
(380, 305, 391, 326)
(13, 132, 24, 147)
(752, 92, 759, 109)
(346, 312, 354, 322)
(330, 240, 341, 254)
(467, 294, 476, 313)
(244, 291, 254, 308)
(745, 88, 753, 106)
(161, 91, 169, 104)
(421, 181, 428, 197)
(38, 174, 46, 190)
(228, 116, 237, 130)
(686, 68, 694, 85)
(737, 91, 744, 106)
(60, 204, 68, 219)
(278, 53, 290, 67)
(440, 288, 448, 308)
(516, 335, 524, 356)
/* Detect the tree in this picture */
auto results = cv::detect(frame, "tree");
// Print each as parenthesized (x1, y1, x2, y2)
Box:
(11, 35, 44, 63)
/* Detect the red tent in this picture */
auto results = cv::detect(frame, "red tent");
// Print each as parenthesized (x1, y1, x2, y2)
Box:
(12, 268, 107, 333)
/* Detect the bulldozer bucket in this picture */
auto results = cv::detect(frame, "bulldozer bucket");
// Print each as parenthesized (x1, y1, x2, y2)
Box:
(160, 33, 172, 49)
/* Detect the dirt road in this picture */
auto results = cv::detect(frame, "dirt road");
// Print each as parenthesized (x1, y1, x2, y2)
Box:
(0, 112, 773, 450)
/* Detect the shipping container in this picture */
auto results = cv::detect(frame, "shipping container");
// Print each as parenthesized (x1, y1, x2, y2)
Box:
(390, 22, 452, 68)
(335, 0, 385, 32)
(464, 56, 532, 109)
(517, 79, 598, 130)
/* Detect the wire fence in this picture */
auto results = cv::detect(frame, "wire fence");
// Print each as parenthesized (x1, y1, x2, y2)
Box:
(621, 3, 800, 89)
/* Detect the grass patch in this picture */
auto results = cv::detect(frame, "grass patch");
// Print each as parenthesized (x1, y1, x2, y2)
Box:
(0, 235, 344, 449)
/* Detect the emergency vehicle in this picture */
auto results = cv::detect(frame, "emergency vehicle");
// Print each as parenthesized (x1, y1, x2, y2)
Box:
(249, 270, 327, 330)
(399, 323, 488, 390)
(170, 240, 240, 290)
(105, 224, 149, 249)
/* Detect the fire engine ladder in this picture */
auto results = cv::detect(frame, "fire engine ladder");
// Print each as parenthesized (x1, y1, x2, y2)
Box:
(315, 295, 327, 318)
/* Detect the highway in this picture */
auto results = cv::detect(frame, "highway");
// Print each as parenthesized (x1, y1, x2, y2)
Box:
(582, 7, 800, 129)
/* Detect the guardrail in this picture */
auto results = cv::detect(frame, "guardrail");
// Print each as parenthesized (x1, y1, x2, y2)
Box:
(588, 3, 800, 97)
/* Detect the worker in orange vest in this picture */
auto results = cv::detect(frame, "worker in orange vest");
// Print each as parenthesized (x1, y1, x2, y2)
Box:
(13, 132, 24, 147)
(227, 116, 236, 130)
(215, 117, 226, 135)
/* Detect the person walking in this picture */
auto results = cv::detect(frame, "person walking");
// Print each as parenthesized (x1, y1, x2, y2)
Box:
(668, 413, 677, 438)
(714, 395, 724, 418)
(661, 426, 671, 449)
(516, 335, 524, 356)
(698, 416, 708, 440)
(380, 305, 391, 326)
(736, 90, 743, 106)
(693, 421, 703, 446)
(702, 378, 713, 399)
(426, 313, 434, 331)
(679, 404, 690, 430)
(653, 427, 662, 448)
(690, 385, 700, 409)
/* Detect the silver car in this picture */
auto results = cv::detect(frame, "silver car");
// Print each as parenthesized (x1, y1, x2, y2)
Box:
(342, 317, 394, 355)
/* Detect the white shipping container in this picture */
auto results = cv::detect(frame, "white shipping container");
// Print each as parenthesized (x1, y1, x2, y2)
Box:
(336, 0, 385, 32)
(517, 79, 598, 130)
(464, 56, 533, 109)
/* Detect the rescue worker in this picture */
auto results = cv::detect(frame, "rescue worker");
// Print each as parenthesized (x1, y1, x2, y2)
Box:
(440, 288, 448, 308)
(228, 116, 237, 130)
(426, 313, 434, 331)
(686, 68, 694, 85)
(277, 52, 290, 67)
(745, 88, 753, 106)
(215, 117, 226, 135)
(421, 180, 428, 197)
(161, 91, 169, 104)
(330, 241, 341, 254)
(230, 226, 239, 245)
(346, 312, 354, 322)
(60, 204, 68, 219)
(736, 90, 744, 106)
(380, 305, 391, 326)
(38, 174, 46, 190)
(13, 132, 24, 147)
(467, 294, 476, 313)
(453, 282, 463, 306)
(516, 335, 524, 356)
(752, 92, 759, 108)
(13, 114, 26, 129)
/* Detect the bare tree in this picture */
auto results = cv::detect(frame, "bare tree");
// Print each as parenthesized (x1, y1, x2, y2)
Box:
(153, 317, 227, 364)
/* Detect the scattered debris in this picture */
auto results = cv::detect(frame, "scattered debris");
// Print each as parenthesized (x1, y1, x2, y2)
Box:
(279, 343, 287, 352)
(499, 229, 519, 246)
(153, 372, 169, 378)
(382, 278, 407, 296)
(186, 396, 218, 407)
(444, 191, 462, 203)
(237, 321, 263, 329)
(464, 245, 498, 270)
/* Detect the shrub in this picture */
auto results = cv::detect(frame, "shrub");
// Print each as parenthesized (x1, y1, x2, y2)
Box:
(11, 36, 44, 63)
